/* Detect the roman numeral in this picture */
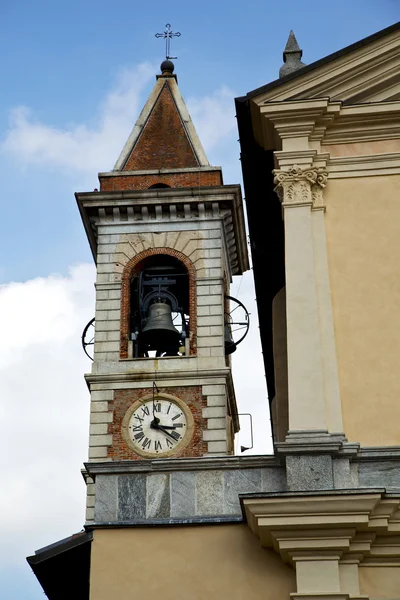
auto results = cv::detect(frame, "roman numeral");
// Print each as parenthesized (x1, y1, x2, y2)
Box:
(172, 413, 182, 421)
(155, 440, 162, 451)
(167, 403, 172, 414)
(134, 432, 145, 442)
(131, 424, 143, 432)
(155, 403, 161, 413)
(135, 415, 144, 424)
(166, 438, 173, 448)
(142, 437, 151, 449)
(170, 431, 180, 441)
(141, 405, 150, 416)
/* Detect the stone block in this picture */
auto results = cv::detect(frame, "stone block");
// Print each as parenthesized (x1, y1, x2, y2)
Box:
(197, 336, 223, 348)
(202, 237, 222, 248)
(95, 299, 120, 312)
(197, 295, 222, 307)
(203, 406, 225, 419)
(207, 441, 228, 453)
(209, 249, 221, 258)
(224, 469, 262, 515)
(210, 305, 222, 315)
(94, 332, 107, 342)
(118, 474, 146, 520)
(88, 446, 108, 459)
(96, 291, 109, 301)
(196, 470, 224, 515)
(359, 461, 400, 488)
(197, 347, 211, 357)
(203, 429, 227, 442)
(94, 341, 120, 353)
(91, 390, 113, 402)
(206, 395, 226, 407)
(209, 268, 221, 278)
(333, 459, 353, 489)
(207, 417, 227, 429)
(197, 305, 210, 316)
(286, 455, 334, 491)
(109, 290, 121, 300)
(210, 347, 224, 357)
(89, 434, 112, 447)
(197, 326, 210, 337)
(197, 315, 221, 327)
(95, 475, 118, 521)
(202, 384, 225, 396)
(261, 467, 287, 492)
(90, 401, 110, 413)
(146, 474, 170, 519)
(90, 411, 113, 423)
(85, 507, 94, 522)
(197, 285, 210, 296)
(89, 423, 108, 435)
(171, 471, 196, 517)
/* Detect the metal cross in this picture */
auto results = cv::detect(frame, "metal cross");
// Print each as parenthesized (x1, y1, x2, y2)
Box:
(155, 23, 181, 60)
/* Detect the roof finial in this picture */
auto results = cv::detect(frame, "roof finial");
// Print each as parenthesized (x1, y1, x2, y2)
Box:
(279, 30, 306, 78)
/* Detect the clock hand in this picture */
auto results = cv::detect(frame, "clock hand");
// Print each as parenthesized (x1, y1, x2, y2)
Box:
(155, 424, 177, 429)
(157, 424, 180, 440)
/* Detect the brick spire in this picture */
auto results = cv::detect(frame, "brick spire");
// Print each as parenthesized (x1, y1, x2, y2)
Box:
(98, 62, 222, 192)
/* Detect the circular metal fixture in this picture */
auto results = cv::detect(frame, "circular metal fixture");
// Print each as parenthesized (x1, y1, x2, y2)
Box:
(82, 317, 95, 361)
(224, 295, 250, 354)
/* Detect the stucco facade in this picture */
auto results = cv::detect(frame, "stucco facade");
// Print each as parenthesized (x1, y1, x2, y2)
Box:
(89, 526, 296, 600)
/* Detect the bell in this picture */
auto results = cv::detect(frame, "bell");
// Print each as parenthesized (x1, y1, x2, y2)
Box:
(224, 323, 237, 355)
(142, 302, 180, 347)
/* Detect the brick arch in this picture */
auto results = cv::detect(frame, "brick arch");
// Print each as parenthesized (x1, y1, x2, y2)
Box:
(120, 247, 197, 359)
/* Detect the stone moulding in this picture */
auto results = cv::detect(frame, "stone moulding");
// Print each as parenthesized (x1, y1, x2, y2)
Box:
(273, 164, 328, 210)
(241, 489, 400, 599)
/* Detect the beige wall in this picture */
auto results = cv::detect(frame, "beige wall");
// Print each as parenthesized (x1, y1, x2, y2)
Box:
(360, 566, 400, 598)
(325, 174, 400, 445)
(90, 525, 296, 600)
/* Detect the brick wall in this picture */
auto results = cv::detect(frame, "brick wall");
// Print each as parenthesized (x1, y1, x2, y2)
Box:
(123, 82, 198, 171)
(99, 170, 222, 192)
(108, 386, 207, 460)
(119, 247, 197, 359)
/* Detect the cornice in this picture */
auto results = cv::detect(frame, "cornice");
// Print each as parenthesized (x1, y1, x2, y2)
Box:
(241, 490, 400, 568)
(255, 95, 400, 154)
(328, 151, 400, 178)
(85, 454, 280, 476)
(251, 28, 400, 104)
(76, 184, 249, 275)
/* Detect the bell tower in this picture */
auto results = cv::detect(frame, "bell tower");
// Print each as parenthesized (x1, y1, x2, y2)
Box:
(77, 59, 249, 522)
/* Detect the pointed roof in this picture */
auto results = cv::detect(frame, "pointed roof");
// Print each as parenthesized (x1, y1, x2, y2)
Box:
(279, 30, 306, 78)
(114, 68, 209, 172)
(241, 20, 400, 103)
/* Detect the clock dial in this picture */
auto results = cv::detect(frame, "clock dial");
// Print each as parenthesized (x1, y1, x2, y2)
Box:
(122, 395, 193, 458)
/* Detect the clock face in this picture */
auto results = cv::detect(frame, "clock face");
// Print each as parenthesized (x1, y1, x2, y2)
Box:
(122, 395, 193, 458)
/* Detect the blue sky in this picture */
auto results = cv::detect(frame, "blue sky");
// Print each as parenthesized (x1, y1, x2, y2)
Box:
(0, 2, 398, 599)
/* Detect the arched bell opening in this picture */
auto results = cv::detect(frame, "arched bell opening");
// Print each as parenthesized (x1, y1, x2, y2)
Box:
(129, 254, 190, 358)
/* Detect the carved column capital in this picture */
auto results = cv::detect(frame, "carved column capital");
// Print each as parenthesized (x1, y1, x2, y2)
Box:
(273, 164, 328, 210)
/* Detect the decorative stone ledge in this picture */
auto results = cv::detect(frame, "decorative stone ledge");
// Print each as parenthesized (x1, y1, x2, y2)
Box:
(240, 489, 400, 599)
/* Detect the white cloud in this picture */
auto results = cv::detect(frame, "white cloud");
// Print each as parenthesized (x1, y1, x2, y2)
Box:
(187, 85, 237, 152)
(0, 264, 95, 564)
(2, 63, 155, 174)
(0, 263, 271, 567)
(2, 66, 239, 177)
